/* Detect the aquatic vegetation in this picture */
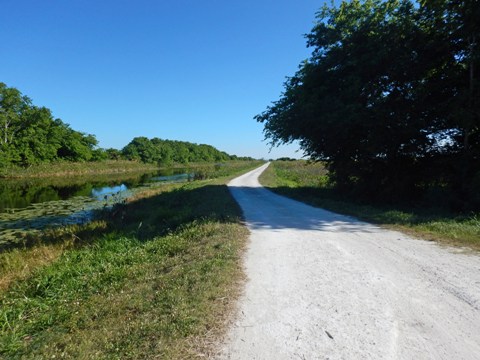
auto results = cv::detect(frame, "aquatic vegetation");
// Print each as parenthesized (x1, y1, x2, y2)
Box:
(0, 195, 119, 249)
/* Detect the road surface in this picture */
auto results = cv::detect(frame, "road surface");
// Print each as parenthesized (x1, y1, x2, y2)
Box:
(218, 163, 480, 359)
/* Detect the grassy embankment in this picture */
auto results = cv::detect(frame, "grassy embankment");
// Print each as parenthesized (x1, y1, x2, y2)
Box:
(0, 160, 161, 178)
(0, 161, 263, 359)
(260, 161, 480, 251)
(1, 159, 261, 179)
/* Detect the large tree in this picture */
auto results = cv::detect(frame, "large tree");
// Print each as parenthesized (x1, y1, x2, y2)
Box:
(0, 82, 99, 167)
(257, 0, 480, 206)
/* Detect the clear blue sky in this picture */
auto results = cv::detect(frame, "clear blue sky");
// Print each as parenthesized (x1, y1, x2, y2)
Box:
(1, 1, 328, 159)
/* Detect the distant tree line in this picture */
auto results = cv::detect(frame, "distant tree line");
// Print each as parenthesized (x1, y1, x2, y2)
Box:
(275, 157, 298, 162)
(121, 136, 245, 164)
(257, 0, 479, 210)
(0, 82, 250, 169)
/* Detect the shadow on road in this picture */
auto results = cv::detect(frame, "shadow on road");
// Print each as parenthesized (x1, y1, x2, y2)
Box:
(228, 185, 382, 234)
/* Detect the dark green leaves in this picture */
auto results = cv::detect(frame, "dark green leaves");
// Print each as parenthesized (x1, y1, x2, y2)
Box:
(121, 137, 233, 165)
(0, 83, 99, 167)
(258, 0, 480, 208)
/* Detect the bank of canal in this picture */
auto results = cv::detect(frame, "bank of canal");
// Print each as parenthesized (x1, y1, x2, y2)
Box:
(0, 168, 192, 249)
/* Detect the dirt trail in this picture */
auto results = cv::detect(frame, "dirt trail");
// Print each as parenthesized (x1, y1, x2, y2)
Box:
(218, 163, 480, 359)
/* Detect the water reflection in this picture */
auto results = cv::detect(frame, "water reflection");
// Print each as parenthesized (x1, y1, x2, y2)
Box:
(151, 173, 191, 182)
(91, 184, 128, 200)
(0, 168, 190, 212)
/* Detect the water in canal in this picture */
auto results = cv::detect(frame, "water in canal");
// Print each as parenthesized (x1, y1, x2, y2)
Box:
(0, 168, 191, 248)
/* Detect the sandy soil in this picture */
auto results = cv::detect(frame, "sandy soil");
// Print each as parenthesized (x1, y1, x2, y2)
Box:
(218, 163, 480, 359)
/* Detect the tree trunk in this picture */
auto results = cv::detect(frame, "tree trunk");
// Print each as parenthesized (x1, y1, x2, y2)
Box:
(464, 34, 476, 152)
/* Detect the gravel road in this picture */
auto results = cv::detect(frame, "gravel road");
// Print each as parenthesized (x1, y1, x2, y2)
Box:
(218, 163, 480, 360)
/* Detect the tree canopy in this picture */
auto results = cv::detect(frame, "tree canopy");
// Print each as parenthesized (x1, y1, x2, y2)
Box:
(121, 137, 233, 164)
(0, 82, 99, 167)
(256, 0, 479, 209)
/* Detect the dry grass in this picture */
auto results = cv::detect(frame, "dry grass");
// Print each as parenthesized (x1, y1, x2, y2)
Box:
(1, 160, 158, 178)
(0, 244, 65, 293)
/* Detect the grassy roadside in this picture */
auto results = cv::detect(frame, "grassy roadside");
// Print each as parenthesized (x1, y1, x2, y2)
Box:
(0, 161, 262, 359)
(260, 161, 480, 251)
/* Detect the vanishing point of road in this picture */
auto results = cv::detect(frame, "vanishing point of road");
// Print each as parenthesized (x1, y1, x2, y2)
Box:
(218, 163, 480, 360)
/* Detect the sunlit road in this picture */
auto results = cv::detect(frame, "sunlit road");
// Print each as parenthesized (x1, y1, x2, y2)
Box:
(218, 163, 480, 360)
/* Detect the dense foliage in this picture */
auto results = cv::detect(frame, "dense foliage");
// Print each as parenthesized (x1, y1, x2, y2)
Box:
(256, 0, 479, 209)
(121, 137, 235, 164)
(0, 83, 100, 167)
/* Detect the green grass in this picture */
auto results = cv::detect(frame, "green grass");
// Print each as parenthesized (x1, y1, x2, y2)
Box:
(260, 161, 480, 251)
(1, 159, 264, 179)
(0, 160, 160, 178)
(0, 161, 262, 359)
